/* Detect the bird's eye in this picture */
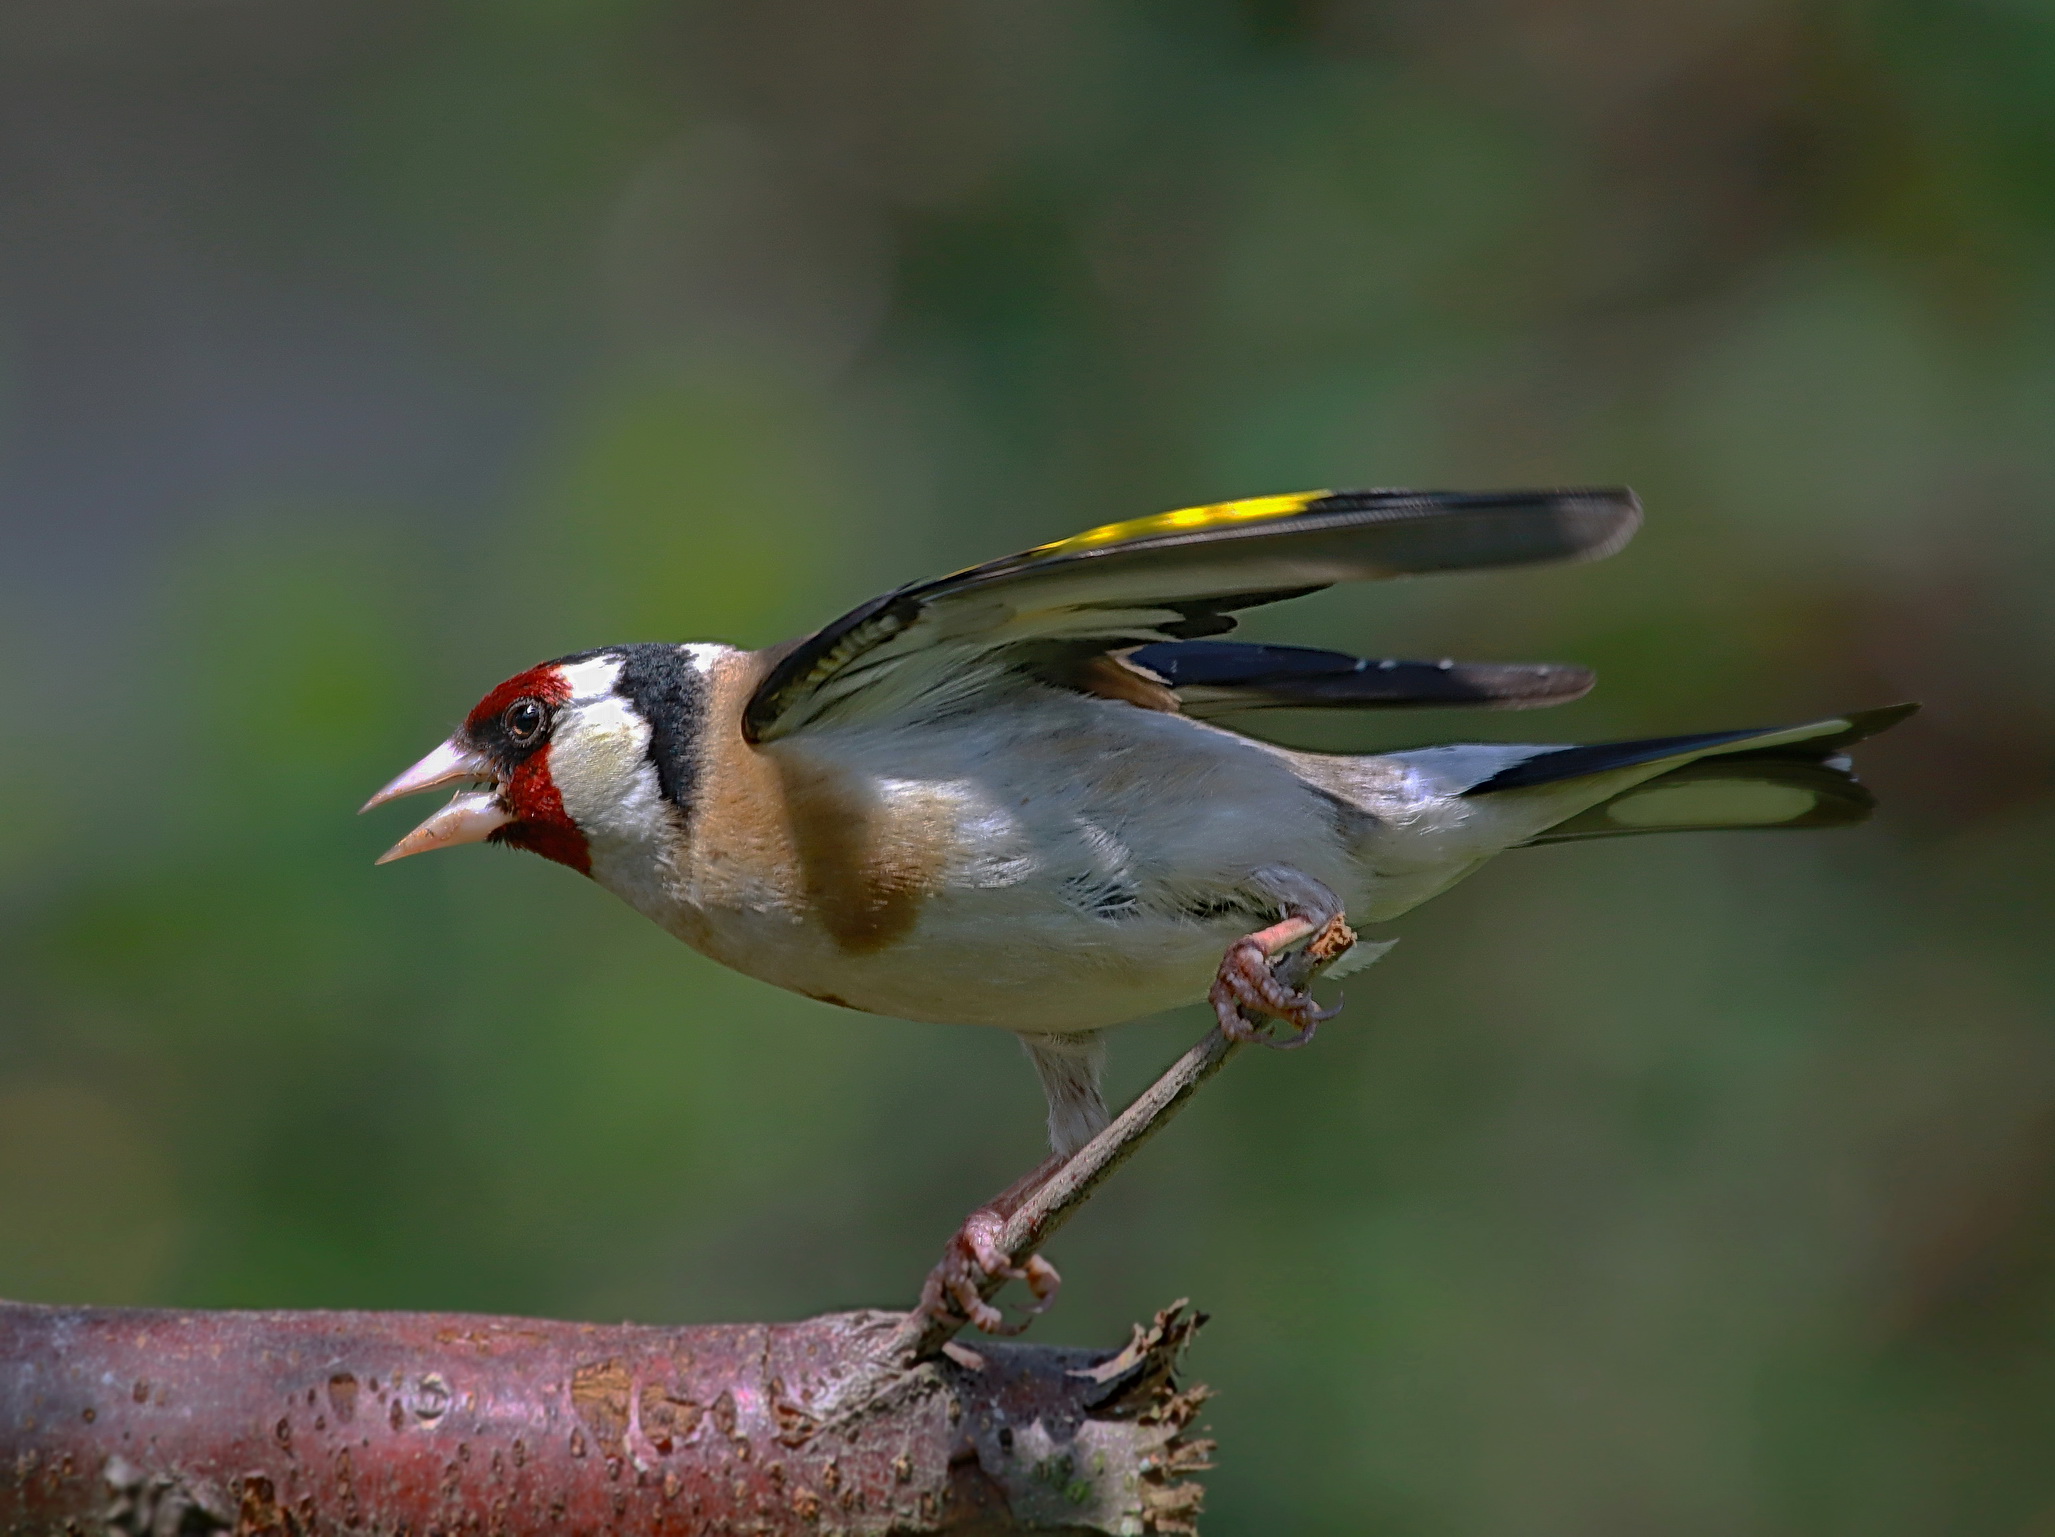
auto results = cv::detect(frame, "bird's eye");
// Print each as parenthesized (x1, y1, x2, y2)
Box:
(503, 698, 547, 744)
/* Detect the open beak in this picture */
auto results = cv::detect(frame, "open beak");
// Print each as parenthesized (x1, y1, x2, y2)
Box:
(360, 739, 511, 864)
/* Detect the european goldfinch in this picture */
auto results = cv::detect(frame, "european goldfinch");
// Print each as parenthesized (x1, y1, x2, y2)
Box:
(365, 488, 1913, 1321)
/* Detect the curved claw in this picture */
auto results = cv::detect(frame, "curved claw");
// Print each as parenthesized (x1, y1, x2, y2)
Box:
(959, 1253, 1059, 1337)
(1210, 918, 1350, 1045)
(918, 1214, 1064, 1337)
(1260, 992, 1343, 1051)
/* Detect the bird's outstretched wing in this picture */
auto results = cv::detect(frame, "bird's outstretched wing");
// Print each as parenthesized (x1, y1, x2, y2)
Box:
(743, 487, 1641, 742)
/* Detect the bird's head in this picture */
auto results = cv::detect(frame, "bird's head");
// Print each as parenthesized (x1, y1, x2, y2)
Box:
(363, 645, 715, 880)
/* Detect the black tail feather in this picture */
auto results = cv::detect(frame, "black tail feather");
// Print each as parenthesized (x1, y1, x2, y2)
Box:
(1471, 703, 1919, 796)
(1524, 756, 1880, 843)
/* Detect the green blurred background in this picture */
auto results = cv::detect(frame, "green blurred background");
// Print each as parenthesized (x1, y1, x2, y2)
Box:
(2, 2, 2052, 1530)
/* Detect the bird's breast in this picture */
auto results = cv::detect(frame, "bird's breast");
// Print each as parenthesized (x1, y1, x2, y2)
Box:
(662, 654, 1020, 964)
(770, 752, 999, 954)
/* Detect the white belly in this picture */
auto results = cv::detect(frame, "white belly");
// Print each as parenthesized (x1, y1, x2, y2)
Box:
(683, 894, 1252, 1030)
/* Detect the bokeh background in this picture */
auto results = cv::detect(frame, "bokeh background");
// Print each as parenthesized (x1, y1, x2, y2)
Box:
(3, 2, 2052, 1531)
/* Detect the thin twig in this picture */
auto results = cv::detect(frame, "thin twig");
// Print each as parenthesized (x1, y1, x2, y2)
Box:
(892, 918, 1357, 1362)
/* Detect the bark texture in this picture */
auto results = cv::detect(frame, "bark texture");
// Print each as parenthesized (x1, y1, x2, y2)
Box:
(0, 1300, 1210, 1537)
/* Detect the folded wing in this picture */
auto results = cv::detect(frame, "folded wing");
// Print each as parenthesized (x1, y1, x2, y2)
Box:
(743, 486, 1641, 742)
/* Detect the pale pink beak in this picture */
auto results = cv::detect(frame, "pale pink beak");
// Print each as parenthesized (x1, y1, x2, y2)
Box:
(360, 738, 511, 864)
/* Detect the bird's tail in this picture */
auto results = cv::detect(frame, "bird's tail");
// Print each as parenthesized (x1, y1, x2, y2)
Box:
(1298, 702, 1914, 971)
(1472, 703, 1919, 844)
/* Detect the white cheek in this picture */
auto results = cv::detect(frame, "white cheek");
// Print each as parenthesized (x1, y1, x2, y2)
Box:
(549, 699, 669, 842)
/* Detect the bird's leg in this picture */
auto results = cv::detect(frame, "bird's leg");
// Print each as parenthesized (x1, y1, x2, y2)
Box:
(1211, 909, 1358, 1050)
(905, 919, 1358, 1354)
(917, 897, 1356, 1337)
(919, 1031, 1107, 1335)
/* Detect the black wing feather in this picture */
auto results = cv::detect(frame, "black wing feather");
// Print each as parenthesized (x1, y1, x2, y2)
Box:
(1124, 641, 1595, 715)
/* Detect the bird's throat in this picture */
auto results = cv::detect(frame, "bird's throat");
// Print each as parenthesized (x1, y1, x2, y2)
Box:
(494, 745, 592, 874)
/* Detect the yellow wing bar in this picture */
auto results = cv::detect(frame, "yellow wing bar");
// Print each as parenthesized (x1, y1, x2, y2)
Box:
(1031, 490, 1329, 557)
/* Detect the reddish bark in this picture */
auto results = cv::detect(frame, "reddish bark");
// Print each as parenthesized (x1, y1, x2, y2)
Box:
(0, 1300, 1210, 1537)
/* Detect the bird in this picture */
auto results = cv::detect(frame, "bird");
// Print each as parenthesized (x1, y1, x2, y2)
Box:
(363, 487, 1914, 1329)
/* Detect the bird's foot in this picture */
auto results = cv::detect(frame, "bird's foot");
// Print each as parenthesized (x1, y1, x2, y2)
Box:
(917, 1205, 1061, 1336)
(1210, 912, 1357, 1049)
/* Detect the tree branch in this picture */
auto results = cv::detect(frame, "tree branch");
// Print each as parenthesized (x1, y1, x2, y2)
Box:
(0, 1300, 1210, 1536)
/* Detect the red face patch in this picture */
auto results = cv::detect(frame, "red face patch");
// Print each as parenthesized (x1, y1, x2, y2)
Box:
(495, 745, 592, 875)
(464, 663, 591, 876)
(465, 664, 573, 732)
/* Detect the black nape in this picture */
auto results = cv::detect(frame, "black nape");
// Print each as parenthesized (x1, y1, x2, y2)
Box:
(607, 644, 710, 812)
